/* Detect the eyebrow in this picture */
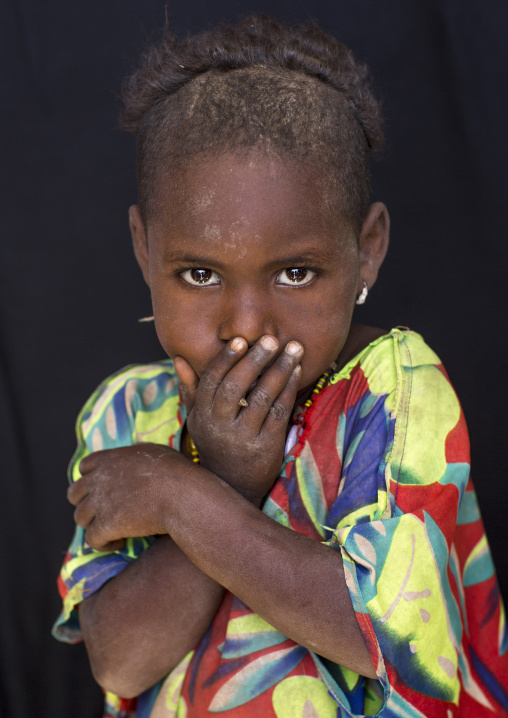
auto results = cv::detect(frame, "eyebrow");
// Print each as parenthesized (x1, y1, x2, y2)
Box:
(263, 249, 337, 269)
(162, 252, 227, 268)
(162, 248, 337, 268)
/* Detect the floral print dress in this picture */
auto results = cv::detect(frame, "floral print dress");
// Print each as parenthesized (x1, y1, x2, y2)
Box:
(53, 329, 508, 717)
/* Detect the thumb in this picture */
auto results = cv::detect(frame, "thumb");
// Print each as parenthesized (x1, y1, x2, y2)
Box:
(173, 356, 199, 413)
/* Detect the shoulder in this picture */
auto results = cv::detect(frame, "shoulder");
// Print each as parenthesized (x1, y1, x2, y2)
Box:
(69, 360, 181, 481)
(354, 329, 469, 490)
(327, 327, 466, 465)
(353, 328, 463, 436)
(332, 327, 446, 397)
(79, 359, 178, 431)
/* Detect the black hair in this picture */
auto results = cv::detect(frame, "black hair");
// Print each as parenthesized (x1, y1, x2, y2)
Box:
(122, 14, 383, 233)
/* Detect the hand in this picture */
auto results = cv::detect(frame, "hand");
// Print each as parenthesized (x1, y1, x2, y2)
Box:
(67, 444, 191, 551)
(173, 335, 303, 503)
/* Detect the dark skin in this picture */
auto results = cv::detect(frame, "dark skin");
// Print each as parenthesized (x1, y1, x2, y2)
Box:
(69, 152, 390, 698)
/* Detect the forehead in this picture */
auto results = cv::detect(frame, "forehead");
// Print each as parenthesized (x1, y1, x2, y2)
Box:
(147, 152, 355, 254)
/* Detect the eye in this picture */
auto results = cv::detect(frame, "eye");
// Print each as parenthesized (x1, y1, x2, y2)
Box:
(180, 268, 221, 286)
(276, 268, 316, 286)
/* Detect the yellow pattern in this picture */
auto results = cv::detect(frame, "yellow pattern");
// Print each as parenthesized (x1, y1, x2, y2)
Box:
(150, 651, 194, 718)
(463, 535, 489, 574)
(394, 365, 460, 485)
(295, 459, 326, 538)
(135, 399, 180, 444)
(60, 578, 86, 624)
(226, 613, 280, 635)
(272, 676, 337, 717)
(80, 365, 169, 438)
(366, 515, 459, 702)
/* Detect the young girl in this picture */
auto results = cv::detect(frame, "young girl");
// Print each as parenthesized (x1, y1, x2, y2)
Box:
(53, 15, 508, 718)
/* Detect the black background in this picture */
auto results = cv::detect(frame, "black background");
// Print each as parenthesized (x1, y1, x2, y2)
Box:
(1, 1, 507, 716)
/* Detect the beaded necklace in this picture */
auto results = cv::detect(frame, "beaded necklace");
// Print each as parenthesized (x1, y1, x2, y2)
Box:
(186, 363, 336, 464)
(302, 365, 335, 410)
(186, 432, 200, 463)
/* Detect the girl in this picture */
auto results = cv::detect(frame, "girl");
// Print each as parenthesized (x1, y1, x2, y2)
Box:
(53, 15, 508, 718)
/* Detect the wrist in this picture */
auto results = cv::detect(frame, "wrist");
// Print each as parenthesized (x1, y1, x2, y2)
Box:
(189, 453, 268, 508)
(181, 460, 267, 514)
(200, 463, 268, 508)
(154, 454, 198, 534)
(195, 462, 266, 508)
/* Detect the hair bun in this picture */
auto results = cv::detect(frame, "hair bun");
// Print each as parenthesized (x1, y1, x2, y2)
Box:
(123, 14, 383, 230)
(122, 14, 383, 152)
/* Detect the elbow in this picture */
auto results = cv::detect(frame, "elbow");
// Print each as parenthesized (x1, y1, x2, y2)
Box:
(80, 597, 158, 698)
(90, 660, 146, 699)
(83, 635, 168, 698)
(89, 651, 180, 698)
(83, 635, 180, 698)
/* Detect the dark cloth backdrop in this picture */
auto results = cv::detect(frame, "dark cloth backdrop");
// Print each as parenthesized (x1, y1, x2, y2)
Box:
(1, 1, 507, 716)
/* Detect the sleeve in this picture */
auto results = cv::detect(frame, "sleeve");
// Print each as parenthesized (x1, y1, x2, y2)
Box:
(52, 362, 180, 644)
(314, 331, 486, 715)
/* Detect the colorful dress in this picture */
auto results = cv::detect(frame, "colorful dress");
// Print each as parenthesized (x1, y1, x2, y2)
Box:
(53, 329, 508, 717)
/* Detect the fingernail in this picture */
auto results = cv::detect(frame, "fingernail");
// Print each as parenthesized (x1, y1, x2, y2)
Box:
(285, 341, 303, 356)
(260, 335, 278, 351)
(231, 337, 246, 352)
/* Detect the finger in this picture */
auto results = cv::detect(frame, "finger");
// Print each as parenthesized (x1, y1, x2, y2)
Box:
(79, 453, 98, 476)
(195, 337, 248, 407)
(262, 364, 302, 434)
(241, 341, 304, 431)
(73, 494, 96, 528)
(100, 539, 127, 552)
(78, 447, 123, 480)
(173, 356, 200, 413)
(85, 523, 126, 552)
(211, 335, 280, 419)
(67, 476, 90, 507)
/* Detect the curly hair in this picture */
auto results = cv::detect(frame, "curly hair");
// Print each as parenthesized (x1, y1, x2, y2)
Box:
(122, 14, 383, 232)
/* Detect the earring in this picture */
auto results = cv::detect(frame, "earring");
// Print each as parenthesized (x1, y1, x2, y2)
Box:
(356, 280, 368, 305)
(138, 316, 155, 323)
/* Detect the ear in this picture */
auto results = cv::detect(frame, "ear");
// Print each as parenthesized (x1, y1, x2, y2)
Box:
(357, 202, 390, 295)
(129, 205, 150, 286)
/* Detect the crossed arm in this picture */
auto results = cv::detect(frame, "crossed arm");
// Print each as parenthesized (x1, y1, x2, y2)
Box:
(70, 336, 377, 698)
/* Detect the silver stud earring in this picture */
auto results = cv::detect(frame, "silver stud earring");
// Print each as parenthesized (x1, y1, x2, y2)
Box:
(356, 280, 368, 305)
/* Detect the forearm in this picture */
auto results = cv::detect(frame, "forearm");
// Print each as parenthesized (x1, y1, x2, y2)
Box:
(163, 465, 377, 679)
(80, 535, 224, 698)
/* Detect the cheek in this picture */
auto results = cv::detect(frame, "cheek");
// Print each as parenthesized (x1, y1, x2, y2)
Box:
(303, 310, 351, 362)
(299, 280, 357, 366)
(151, 293, 220, 371)
(305, 272, 357, 330)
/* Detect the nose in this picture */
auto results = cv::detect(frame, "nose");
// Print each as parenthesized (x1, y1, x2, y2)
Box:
(217, 286, 277, 346)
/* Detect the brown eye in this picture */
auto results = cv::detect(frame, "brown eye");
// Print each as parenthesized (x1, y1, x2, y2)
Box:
(276, 268, 316, 286)
(181, 268, 220, 286)
(191, 269, 212, 283)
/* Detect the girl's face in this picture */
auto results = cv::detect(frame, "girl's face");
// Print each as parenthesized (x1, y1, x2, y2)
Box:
(131, 152, 387, 394)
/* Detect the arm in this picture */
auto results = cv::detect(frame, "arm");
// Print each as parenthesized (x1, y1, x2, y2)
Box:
(156, 459, 375, 677)
(79, 535, 224, 698)
(69, 335, 376, 697)
(73, 451, 375, 695)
